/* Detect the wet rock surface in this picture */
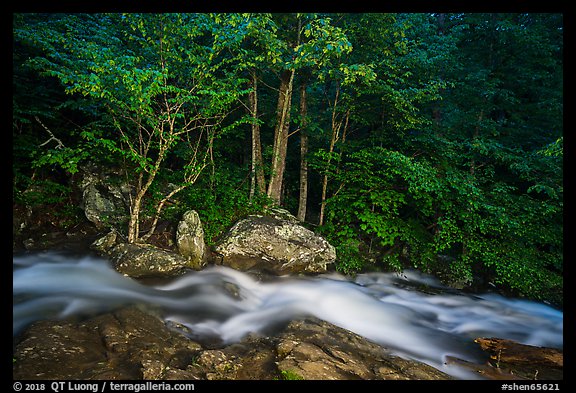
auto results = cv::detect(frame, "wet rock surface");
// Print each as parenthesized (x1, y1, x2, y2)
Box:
(213, 209, 336, 275)
(473, 337, 563, 380)
(12, 209, 562, 382)
(89, 211, 209, 278)
(102, 243, 203, 278)
(176, 210, 208, 269)
(13, 307, 202, 380)
(78, 163, 132, 230)
(13, 307, 453, 380)
(274, 319, 450, 380)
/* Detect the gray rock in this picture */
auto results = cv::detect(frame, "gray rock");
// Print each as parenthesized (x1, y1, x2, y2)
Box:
(13, 306, 203, 380)
(78, 164, 131, 229)
(90, 230, 119, 254)
(13, 307, 454, 380)
(176, 210, 208, 269)
(275, 319, 451, 380)
(109, 243, 196, 278)
(213, 212, 336, 274)
(265, 207, 301, 223)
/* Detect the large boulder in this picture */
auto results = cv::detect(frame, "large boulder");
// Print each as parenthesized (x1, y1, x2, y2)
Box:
(213, 209, 336, 274)
(108, 243, 200, 278)
(274, 319, 451, 380)
(13, 306, 203, 380)
(90, 221, 207, 277)
(176, 210, 208, 269)
(78, 163, 131, 229)
(13, 307, 454, 380)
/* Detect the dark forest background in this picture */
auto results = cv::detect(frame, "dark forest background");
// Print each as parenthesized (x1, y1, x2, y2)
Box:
(13, 13, 563, 306)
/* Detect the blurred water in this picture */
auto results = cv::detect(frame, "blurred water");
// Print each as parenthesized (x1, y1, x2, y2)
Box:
(13, 251, 563, 379)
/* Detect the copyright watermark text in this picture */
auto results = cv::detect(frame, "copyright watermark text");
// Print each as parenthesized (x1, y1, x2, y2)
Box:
(13, 382, 195, 393)
(502, 383, 560, 391)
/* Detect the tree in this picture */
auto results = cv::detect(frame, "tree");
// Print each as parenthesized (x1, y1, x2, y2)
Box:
(231, 13, 283, 201)
(13, 13, 563, 305)
(309, 13, 562, 305)
(296, 81, 309, 221)
(247, 71, 267, 199)
(15, 13, 250, 242)
(264, 14, 352, 207)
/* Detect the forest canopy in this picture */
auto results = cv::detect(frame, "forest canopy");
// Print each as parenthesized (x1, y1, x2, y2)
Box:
(13, 13, 563, 306)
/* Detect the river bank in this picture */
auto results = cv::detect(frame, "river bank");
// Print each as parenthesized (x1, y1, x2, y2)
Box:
(13, 249, 563, 381)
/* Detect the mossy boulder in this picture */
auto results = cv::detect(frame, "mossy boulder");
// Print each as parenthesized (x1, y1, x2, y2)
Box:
(213, 210, 336, 275)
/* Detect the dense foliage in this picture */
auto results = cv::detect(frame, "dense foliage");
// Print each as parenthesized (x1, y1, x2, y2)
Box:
(13, 13, 562, 306)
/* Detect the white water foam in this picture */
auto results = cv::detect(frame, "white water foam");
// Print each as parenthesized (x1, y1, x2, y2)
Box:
(13, 251, 563, 379)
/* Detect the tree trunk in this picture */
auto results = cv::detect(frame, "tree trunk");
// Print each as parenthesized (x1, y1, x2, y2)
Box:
(267, 68, 295, 205)
(318, 173, 329, 227)
(297, 83, 309, 221)
(248, 72, 266, 200)
(127, 175, 145, 243)
(126, 133, 172, 243)
(318, 86, 346, 226)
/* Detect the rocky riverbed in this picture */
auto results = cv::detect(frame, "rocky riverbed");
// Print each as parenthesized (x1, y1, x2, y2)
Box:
(13, 252, 563, 381)
(13, 306, 454, 380)
(13, 208, 563, 381)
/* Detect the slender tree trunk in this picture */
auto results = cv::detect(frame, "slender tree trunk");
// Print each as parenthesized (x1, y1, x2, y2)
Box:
(127, 169, 162, 243)
(127, 173, 154, 243)
(126, 127, 172, 243)
(254, 130, 265, 195)
(297, 82, 309, 221)
(267, 68, 295, 205)
(319, 86, 345, 226)
(266, 15, 302, 206)
(248, 72, 266, 200)
(253, 77, 266, 196)
(140, 162, 207, 241)
(127, 174, 143, 243)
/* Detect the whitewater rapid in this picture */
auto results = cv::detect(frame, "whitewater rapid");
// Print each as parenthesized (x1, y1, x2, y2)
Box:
(13, 251, 563, 379)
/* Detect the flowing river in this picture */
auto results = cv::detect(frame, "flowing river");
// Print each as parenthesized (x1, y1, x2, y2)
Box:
(13, 251, 563, 379)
